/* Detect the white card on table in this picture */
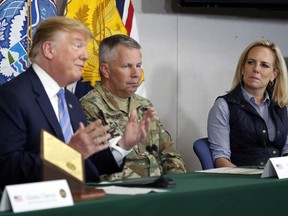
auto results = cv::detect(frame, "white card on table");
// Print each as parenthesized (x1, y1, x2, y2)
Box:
(261, 157, 288, 179)
(0, 179, 73, 213)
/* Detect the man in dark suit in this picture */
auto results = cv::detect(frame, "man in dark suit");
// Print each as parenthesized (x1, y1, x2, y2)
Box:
(0, 16, 153, 190)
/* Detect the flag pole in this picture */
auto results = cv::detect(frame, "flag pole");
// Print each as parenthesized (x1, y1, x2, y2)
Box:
(27, 0, 33, 53)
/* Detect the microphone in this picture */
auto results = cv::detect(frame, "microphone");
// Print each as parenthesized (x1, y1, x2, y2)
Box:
(146, 144, 176, 188)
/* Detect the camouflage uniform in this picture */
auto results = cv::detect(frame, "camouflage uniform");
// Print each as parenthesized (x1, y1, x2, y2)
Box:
(81, 83, 186, 181)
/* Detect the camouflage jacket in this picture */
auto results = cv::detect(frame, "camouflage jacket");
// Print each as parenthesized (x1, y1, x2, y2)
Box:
(80, 83, 186, 181)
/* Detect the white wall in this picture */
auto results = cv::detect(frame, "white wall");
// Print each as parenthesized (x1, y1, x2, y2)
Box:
(133, 0, 288, 171)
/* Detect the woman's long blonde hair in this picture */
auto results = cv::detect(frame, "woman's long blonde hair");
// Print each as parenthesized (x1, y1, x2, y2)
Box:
(230, 39, 288, 107)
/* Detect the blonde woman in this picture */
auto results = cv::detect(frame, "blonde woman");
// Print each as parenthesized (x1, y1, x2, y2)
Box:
(208, 40, 288, 168)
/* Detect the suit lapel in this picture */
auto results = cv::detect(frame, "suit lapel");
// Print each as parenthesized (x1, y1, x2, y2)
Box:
(65, 89, 83, 133)
(65, 93, 77, 132)
(27, 68, 65, 141)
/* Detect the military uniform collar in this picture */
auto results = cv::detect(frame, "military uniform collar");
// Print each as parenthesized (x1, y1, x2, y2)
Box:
(96, 83, 142, 114)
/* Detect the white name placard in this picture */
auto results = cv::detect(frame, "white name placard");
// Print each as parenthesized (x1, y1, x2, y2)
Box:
(0, 179, 73, 213)
(261, 157, 288, 179)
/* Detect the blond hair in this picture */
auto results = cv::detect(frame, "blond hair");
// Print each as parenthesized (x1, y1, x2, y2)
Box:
(230, 39, 288, 107)
(29, 16, 94, 62)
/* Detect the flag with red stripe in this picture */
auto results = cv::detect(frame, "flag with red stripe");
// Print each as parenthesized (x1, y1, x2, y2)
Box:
(116, 0, 138, 41)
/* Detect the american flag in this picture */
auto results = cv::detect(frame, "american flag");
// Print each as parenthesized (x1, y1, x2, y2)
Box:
(116, 0, 139, 42)
(13, 195, 23, 202)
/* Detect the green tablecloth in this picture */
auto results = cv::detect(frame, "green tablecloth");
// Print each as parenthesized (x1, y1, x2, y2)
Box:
(0, 171, 287, 216)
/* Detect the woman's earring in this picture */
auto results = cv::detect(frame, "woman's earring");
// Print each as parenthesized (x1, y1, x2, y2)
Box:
(269, 79, 274, 86)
